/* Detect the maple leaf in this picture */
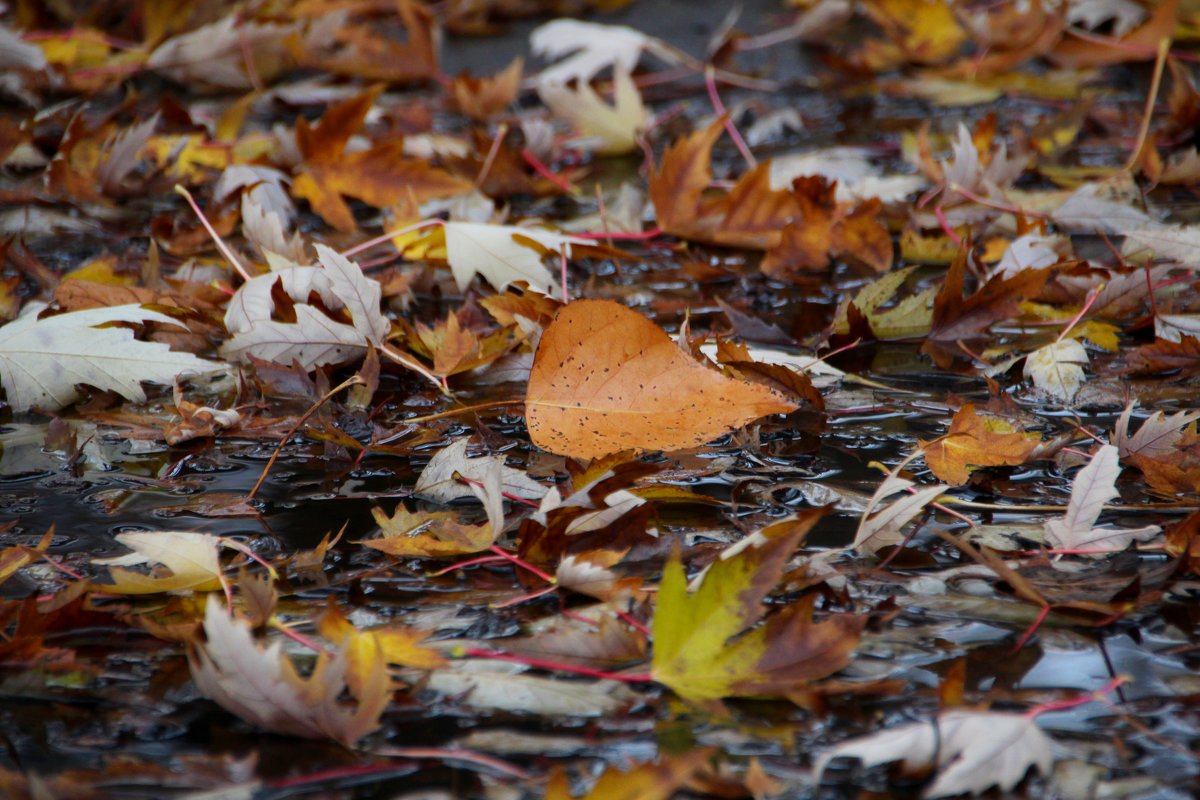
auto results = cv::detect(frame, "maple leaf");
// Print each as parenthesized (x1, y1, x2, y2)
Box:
(146, 15, 298, 91)
(920, 404, 1040, 485)
(1114, 403, 1200, 460)
(1122, 335, 1200, 378)
(1023, 338, 1088, 403)
(526, 299, 798, 460)
(318, 600, 444, 696)
(1044, 445, 1160, 551)
(651, 509, 863, 702)
(0, 302, 223, 412)
(221, 244, 390, 371)
(853, 468, 949, 556)
(649, 119, 803, 250)
(287, 0, 438, 84)
(539, 66, 647, 156)
(857, 0, 968, 69)
(189, 596, 389, 747)
(449, 57, 523, 121)
(545, 749, 715, 800)
(529, 19, 680, 85)
(443, 223, 584, 295)
(414, 438, 547, 505)
(291, 88, 471, 231)
(366, 505, 496, 559)
(761, 176, 893, 278)
(922, 247, 1050, 367)
(91, 531, 223, 595)
(1050, 0, 1180, 68)
(815, 710, 1054, 798)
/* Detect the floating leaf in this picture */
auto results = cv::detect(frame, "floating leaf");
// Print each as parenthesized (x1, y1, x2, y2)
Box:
(526, 300, 797, 459)
(921, 404, 1040, 485)
(1044, 445, 1159, 551)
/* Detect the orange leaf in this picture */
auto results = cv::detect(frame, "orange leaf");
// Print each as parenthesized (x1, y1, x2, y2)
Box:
(649, 119, 801, 250)
(762, 177, 893, 278)
(293, 88, 471, 231)
(449, 57, 523, 121)
(920, 404, 1040, 485)
(1050, 0, 1180, 68)
(526, 300, 797, 459)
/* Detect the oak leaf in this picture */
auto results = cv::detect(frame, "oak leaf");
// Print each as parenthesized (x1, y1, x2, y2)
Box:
(0, 302, 222, 412)
(921, 404, 1040, 485)
(189, 596, 389, 747)
(815, 710, 1054, 798)
(651, 509, 863, 702)
(526, 300, 797, 459)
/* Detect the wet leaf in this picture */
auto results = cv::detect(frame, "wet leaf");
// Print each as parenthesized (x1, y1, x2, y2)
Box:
(1044, 445, 1159, 551)
(921, 404, 1040, 485)
(0, 302, 222, 412)
(651, 509, 862, 702)
(815, 710, 1054, 798)
(189, 596, 389, 747)
(91, 531, 223, 595)
(1023, 338, 1088, 403)
(526, 300, 797, 459)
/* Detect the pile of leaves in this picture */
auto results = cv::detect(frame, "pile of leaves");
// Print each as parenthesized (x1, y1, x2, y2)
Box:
(2, 0, 1200, 797)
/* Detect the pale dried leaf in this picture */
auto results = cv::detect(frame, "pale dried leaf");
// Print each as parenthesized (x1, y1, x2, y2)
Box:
(0, 25, 46, 70)
(853, 482, 948, 555)
(426, 662, 631, 715)
(0, 302, 223, 412)
(1068, 0, 1146, 37)
(1121, 225, 1200, 267)
(1023, 338, 1088, 402)
(1114, 404, 1200, 459)
(1156, 313, 1200, 342)
(769, 147, 925, 203)
(1052, 179, 1155, 233)
(942, 124, 1024, 201)
(414, 438, 547, 505)
(815, 710, 1054, 798)
(189, 596, 389, 747)
(530, 19, 677, 85)
(1044, 445, 1160, 551)
(992, 233, 1068, 279)
(444, 222, 584, 294)
(98, 114, 159, 195)
(147, 16, 297, 90)
(92, 531, 222, 595)
(538, 66, 647, 155)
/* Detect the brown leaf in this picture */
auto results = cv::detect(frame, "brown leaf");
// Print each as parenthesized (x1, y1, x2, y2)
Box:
(526, 300, 797, 459)
(288, 0, 438, 83)
(922, 246, 1050, 366)
(920, 404, 1040, 485)
(449, 57, 523, 121)
(762, 177, 892, 277)
(292, 88, 471, 231)
(1122, 335, 1200, 378)
(1049, 0, 1179, 68)
(188, 596, 389, 747)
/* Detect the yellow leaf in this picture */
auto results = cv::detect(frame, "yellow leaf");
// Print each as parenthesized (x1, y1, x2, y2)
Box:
(920, 404, 1040, 485)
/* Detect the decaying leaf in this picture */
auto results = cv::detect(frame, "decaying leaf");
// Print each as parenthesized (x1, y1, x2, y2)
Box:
(526, 300, 797, 459)
(853, 468, 948, 556)
(221, 244, 389, 370)
(189, 596, 389, 747)
(414, 438, 547, 504)
(1023, 338, 1088, 403)
(530, 19, 679, 85)
(651, 509, 863, 702)
(1044, 444, 1159, 551)
(538, 66, 647, 156)
(0, 302, 222, 412)
(815, 710, 1054, 798)
(1114, 403, 1200, 460)
(920, 404, 1040, 485)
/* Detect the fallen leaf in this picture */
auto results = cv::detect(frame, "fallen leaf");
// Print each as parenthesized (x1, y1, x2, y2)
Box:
(651, 509, 863, 702)
(853, 469, 949, 555)
(91, 531, 222, 595)
(526, 300, 797, 459)
(920, 404, 1040, 485)
(414, 438, 547, 504)
(815, 710, 1054, 798)
(545, 749, 715, 800)
(1050, 0, 1180, 68)
(1023, 338, 1088, 403)
(0, 302, 222, 412)
(530, 19, 679, 85)
(1114, 403, 1200, 460)
(449, 57, 523, 121)
(443, 222, 585, 295)
(189, 595, 389, 747)
(539, 66, 647, 156)
(366, 505, 496, 559)
(221, 244, 390, 370)
(426, 662, 633, 716)
(291, 88, 470, 231)
(1044, 445, 1160, 551)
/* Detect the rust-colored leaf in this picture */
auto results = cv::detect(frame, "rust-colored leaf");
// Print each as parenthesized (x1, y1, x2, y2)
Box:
(525, 299, 797, 459)
(920, 404, 1040, 485)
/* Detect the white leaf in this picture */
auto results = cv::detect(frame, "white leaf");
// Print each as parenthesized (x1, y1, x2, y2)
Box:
(443, 222, 585, 294)
(697, 343, 845, 389)
(992, 233, 1068, 279)
(221, 245, 388, 370)
(530, 19, 677, 86)
(1155, 313, 1200, 343)
(189, 596, 388, 747)
(538, 66, 647, 156)
(1052, 179, 1155, 233)
(1044, 445, 1160, 551)
(941, 123, 1024, 200)
(426, 662, 630, 715)
(97, 114, 159, 195)
(0, 303, 223, 412)
(414, 439, 547, 505)
(0, 24, 47, 70)
(1114, 404, 1200, 459)
(1023, 338, 1088, 402)
(853, 482, 948, 555)
(147, 16, 297, 90)
(1068, 0, 1146, 37)
(1121, 224, 1200, 267)
(769, 147, 925, 203)
(815, 710, 1055, 798)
